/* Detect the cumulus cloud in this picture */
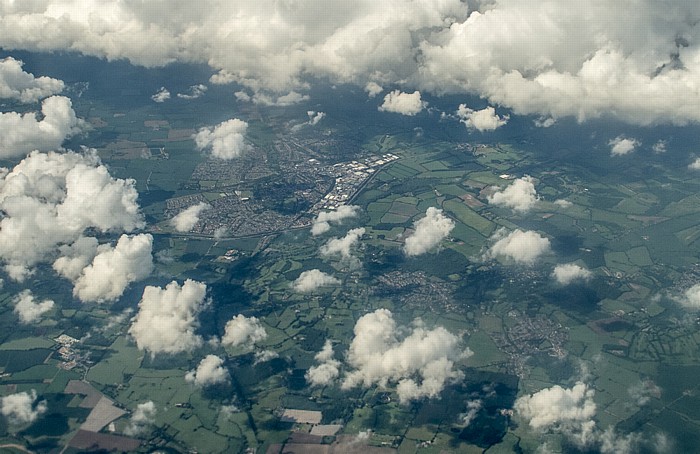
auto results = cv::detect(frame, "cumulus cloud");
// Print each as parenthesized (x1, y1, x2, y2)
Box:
(221, 314, 267, 349)
(553, 263, 592, 285)
(689, 158, 700, 170)
(554, 199, 573, 208)
(292, 269, 340, 293)
(254, 349, 279, 365)
(320, 227, 365, 265)
(652, 140, 667, 153)
(403, 207, 454, 256)
(311, 205, 360, 236)
(680, 284, 700, 309)
(194, 118, 252, 160)
(177, 84, 207, 99)
(5, 2, 700, 125)
(0, 96, 83, 158)
(456, 105, 508, 131)
(534, 117, 556, 128)
(609, 136, 640, 156)
(628, 380, 661, 406)
(1, 390, 46, 425)
(487, 176, 538, 212)
(365, 82, 383, 98)
(379, 90, 426, 116)
(341, 309, 468, 403)
(0, 150, 144, 281)
(71, 233, 153, 303)
(0, 56, 64, 103)
(13, 290, 54, 324)
(307, 110, 325, 126)
(235, 90, 309, 106)
(170, 202, 211, 232)
(129, 280, 207, 355)
(486, 229, 552, 265)
(185, 355, 230, 387)
(515, 381, 596, 431)
(306, 340, 341, 387)
(151, 86, 170, 102)
(124, 401, 156, 437)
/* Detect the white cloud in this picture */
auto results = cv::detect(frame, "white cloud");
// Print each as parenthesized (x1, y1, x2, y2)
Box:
(456, 105, 508, 131)
(628, 380, 661, 406)
(254, 349, 279, 365)
(486, 229, 552, 265)
(176, 84, 207, 99)
(689, 158, 700, 170)
(0, 96, 84, 158)
(194, 118, 252, 160)
(554, 199, 573, 208)
(71, 233, 153, 303)
(124, 401, 156, 437)
(235, 90, 309, 106)
(365, 82, 383, 98)
(515, 381, 596, 431)
(0, 56, 64, 103)
(221, 314, 267, 349)
(652, 140, 667, 153)
(170, 202, 211, 232)
(553, 263, 592, 285)
(0, 150, 144, 281)
(151, 86, 170, 102)
(306, 340, 341, 387)
(129, 280, 207, 355)
(609, 136, 640, 156)
(487, 176, 538, 212)
(185, 355, 230, 387)
(320, 227, 365, 265)
(379, 90, 426, 116)
(681, 283, 700, 309)
(311, 205, 360, 236)
(403, 207, 454, 256)
(307, 110, 325, 126)
(4, 2, 700, 125)
(13, 289, 54, 324)
(534, 117, 556, 128)
(341, 309, 468, 403)
(292, 269, 340, 293)
(459, 400, 483, 427)
(1, 390, 46, 425)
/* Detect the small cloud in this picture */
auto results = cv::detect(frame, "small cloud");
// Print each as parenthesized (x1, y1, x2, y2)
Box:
(237, 90, 309, 106)
(554, 199, 573, 208)
(628, 379, 661, 406)
(185, 355, 230, 387)
(13, 290, 54, 324)
(151, 87, 170, 103)
(194, 118, 252, 160)
(609, 136, 640, 156)
(306, 340, 341, 386)
(221, 315, 267, 349)
(552, 263, 592, 285)
(365, 82, 383, 98)
(254, 349, 279, 365)
(688, 157, 700, 170)
(379, 90, 427, 116)
(457, 105, 509, 131)
(515, 381, 596, 430)
(1, 390, 47, 425)
(292, 269, 340, 293)
(485, 229, 551, 265)
(487, 176, 538, 212)
(341, 309, 467, 403)
(534, 117, 556, 128)
(71, 233, 153, 303)
(177, 84, 207, 99)
(124, 401, 156, 436)
(170, 202, 211, 232)
(307, 111, 325, 126)
(403, 207, 454, 256)
(320, 227, 365, 266)
(680, 283, 700, 309)
(311, 205, 360, 236)
(129, 280, 207, 355)
(652, 140, 667, 153)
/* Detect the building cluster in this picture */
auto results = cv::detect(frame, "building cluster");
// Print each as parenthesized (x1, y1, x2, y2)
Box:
(55, 334, 84, 370)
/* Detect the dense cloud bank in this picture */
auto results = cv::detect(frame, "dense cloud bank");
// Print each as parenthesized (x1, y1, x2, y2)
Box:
(1, 1, 700, 124)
